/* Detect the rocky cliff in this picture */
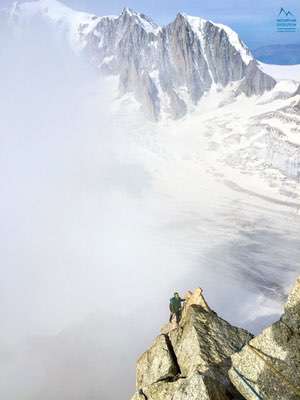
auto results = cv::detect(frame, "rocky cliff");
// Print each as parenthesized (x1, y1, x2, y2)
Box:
(229, 277, 300, 400)
(130, 278, 300, 400)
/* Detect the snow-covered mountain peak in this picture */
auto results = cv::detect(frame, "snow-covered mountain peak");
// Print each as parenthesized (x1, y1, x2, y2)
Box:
(173, 12, 208, 33)
(11, 1, 161, 35)
(119, 6, 160, 34)
(121, 7, 136, 15)
(176, 12, 206, 23)
(178, 13, 253, 66)
(7, 1, 277, 120)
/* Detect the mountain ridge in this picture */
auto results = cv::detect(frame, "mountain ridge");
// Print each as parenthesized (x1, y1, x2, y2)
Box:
(6, 0, 300, 181)
(9, 0, 276, 120)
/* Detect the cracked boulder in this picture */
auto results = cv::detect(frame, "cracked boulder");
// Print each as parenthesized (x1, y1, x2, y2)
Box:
(132, 373, 231, 400)
(136, 334, 179, 388)
(229, 277, 300, 400)
(169, 304, 252, 377)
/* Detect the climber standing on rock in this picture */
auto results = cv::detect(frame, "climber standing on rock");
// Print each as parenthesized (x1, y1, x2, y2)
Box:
(169, 292, 185, 324)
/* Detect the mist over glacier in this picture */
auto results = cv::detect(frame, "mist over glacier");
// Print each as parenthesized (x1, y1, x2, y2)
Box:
(0, 17, 199, 400)
(0, 12, 300, 400)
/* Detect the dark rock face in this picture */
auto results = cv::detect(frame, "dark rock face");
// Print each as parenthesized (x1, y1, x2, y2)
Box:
(203, 21, 246, 86)
(236, 61, 276, 97)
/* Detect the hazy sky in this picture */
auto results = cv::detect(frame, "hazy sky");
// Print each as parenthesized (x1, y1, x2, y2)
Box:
(45, 0, 300, 48)
(2, 0, 300, 47)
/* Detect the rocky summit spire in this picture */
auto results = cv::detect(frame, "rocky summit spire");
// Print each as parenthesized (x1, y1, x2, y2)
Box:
(130, 278, 300, 400)
(131, 288, 252, 399)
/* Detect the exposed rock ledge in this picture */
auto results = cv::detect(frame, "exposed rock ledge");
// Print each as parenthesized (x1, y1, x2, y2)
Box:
(130, 277, 300, 400)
